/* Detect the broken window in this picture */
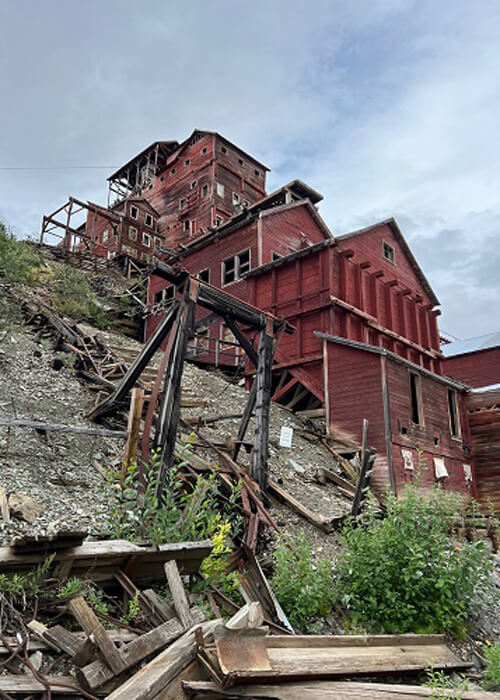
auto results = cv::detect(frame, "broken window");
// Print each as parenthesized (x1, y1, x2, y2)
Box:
(221, 146, 227, 154)
(198, 268, 210, 283)
(232, 192, 241, 205)
(129, 226, 138, 241)
(202, 184, 209, 197)
(190, 180, 198, 190)
(383, 241, 395, 264)
(142, 232, 151, 247)
(409, 372, 422, 425)
(184, 159, 190, 166)
(222, 249, 251, 285)
(145, 213, 154, 228)
(215, 215, 224, 226)
(238, 158, 244, 166)
(448, 388, 460, 437)
(102, 229, 109, 243)
(216, 182, 224, 197)
(254, 169, 260, 177)
(179, 198, 186, 211)
(272, 251, 282, 261)
(130, 206, 138, 220)
(184, 220, 191, 233)
(202, 146, 208, 155)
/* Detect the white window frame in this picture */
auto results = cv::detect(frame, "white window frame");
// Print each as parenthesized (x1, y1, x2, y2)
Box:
(190, 180, 198, 190)
(129, 226, 138, 241)
(142, 232, 151, 247)
(216, 182, 224, 197)
(232, 192, 241, 205)
(184, 219, 191, 233)
(145, 213, 154, 228)
(221, 248, 251, 286)
(102, 228, 109, 243)
(179, 198, 186, 211)
(197, 268, 210, 283)
(130, 205, 139, 220)
(201, 183, 209, 197)
(215, 215, 224, 226)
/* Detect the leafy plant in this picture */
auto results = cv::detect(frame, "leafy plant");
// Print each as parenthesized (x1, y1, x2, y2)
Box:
(271, 532, 335, 631)
(423, 667, 470, 699)
(50, 264, 108, 328)
(197, 521, 241, 601)
(106, 448, 242, 546)
(335, 484, 492, 636)
(0, 555, 55, 602)
(120, 591, 140, 625)
(483, 643, 500, 691)
(57, 577, 85, 599)
(55, 350, 77, 369)
(0, 222, 41, 285)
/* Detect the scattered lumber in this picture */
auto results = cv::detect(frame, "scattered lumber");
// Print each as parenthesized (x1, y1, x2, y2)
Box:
(0, 537, 213, 583)
(182, 680, 497, 699)
(164, 560, 195, 629)
(204, 631, 471, 687)
(105, 619, 221, 700)
(268, 479, 333, 533)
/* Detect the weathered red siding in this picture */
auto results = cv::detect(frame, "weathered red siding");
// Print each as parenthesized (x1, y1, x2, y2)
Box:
(467, 387, 500, 511)
(444, 347, 500, 388)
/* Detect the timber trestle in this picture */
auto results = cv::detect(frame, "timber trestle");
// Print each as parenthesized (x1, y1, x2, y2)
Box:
(89, 261, 292, 497)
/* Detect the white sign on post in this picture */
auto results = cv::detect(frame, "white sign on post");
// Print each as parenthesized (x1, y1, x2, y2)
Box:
(279, 426, 293, 448)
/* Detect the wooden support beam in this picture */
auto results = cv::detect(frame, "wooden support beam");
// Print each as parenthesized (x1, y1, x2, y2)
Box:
(155, 284, 197, 498)
(251, 325, 275, 490)
(122, 387, 145, 477)
(268, 480, 333, 532)
(68, 596, 126, 675)
(164, 560, 194, 629)
(233, 380, 257, 461)
(224, 316, 259, 367)
(89, 299, 180, 419)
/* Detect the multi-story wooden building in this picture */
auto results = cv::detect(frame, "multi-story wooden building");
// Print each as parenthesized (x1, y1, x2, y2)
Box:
(442, 333, 500, 389)
(42, 129, 491, 502)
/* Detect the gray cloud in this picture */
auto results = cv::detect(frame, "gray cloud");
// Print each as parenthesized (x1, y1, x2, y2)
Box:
(0, 0, 498, 338)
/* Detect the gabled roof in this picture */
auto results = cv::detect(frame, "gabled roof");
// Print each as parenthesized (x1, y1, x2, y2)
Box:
(168, 197, 332, 263)
(337, 217, 439, 307)
(163, 129, 270, 173)
(123, 197, 161, 218)
(442, 332, 500, 358)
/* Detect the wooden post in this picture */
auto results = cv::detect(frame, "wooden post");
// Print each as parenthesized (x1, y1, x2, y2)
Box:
(233, 380, 257, 461)
(251, 321, 275, 490)
(122, 387, 145, 479)
(155, 282, 197, 500)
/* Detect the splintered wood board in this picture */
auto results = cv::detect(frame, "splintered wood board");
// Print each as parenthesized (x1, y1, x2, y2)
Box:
(181, 680, 498, 699)
(0, 538, 212, 584)
(214, 634, 471, 685)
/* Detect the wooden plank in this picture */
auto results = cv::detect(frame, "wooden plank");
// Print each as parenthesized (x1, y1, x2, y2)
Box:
(28, 620, 82, 656)
(79, 609, 204, 690)
(182, 679, 498, 699)
(0, 417, 126, 438)
(268, 480, 332, 532)
(0, 486, 10, 522)
(295, 407, 326, 418)
(316, 467, 356, 496)
(321, 439, 358, 482)
(69, 596, 126, 675)
(122, 387, 145, 477)
(252, 328, 274, 490)
(105, 619, 221, 700)
(164, 560, 194, 629)
(0, 675, 99, 695)
(155, 659, 207, 699)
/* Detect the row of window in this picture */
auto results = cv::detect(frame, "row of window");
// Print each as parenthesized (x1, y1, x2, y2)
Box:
(178, 183, 249, 211)
(408, 371, 460, 438)
(164, 145, 260, 178)
(130, 205, 155, 229)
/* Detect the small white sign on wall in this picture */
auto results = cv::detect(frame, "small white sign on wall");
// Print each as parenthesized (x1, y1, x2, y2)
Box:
(279, 426, 294, 448)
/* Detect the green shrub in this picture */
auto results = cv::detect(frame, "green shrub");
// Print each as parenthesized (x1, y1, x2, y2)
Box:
(0, 221, 41, 285)
(271, 532, 335, 631)
(51, 264, 108, 327)
(423, 667, 470, 699)
(106, 448, 243, 546)
(335, 485, 491, 636)
(483, 643, 500, 691)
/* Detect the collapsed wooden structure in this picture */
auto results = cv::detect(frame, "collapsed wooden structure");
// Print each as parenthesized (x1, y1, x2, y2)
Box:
(90, 260, 292, 492)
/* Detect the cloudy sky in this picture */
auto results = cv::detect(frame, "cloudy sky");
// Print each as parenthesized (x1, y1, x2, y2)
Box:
(0, 1, 498, 338)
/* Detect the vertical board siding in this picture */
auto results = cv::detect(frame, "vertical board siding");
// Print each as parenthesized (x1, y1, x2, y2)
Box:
(467, 387, 500, 511)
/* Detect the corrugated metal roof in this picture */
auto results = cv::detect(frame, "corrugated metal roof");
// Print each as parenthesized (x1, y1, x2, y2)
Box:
(441, 332, 500, 357)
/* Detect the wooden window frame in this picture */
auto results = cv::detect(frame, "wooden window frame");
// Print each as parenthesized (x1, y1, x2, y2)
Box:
(383, 240, 396, 265)
(216, 182, 225, 198)
(197, 268, 210, 283)
(447, 388, 461, 438)
(130, 205, 139, 220)
(201, 183, 209, 197)
(232, 192, 241, 205)
(408, 371, 424, 426)
(102, 228, 109, 243)
(145, 213, 154, 228)
(142, 232, 151, 248)
(221, 248, 252, 287)
(129, 226, 138, 242)
(179, 198, 186, 211)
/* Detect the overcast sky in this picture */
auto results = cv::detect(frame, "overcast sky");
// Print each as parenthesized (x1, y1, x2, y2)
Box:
(0, 1, 498, 339)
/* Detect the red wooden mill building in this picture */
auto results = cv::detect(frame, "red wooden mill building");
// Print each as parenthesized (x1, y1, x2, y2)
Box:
(41, 129, 499, 505)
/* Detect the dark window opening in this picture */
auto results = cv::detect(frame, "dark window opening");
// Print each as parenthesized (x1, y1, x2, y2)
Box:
(434, 435, 440, 446)
(254, 169, 260, 176)
(184, 159, 190, 166)
(272, 251, 282, 261)
(221, 146, 227, 154)
(202, 184, 209, 197)
(202, 146, 208, 155)
(401, 426, 408, 435)
(238, 249, 250, 276)
(190, 180, 198, 189)
(448, 389, 460, 437)
(184, 220, 191, 233)
(154, 290, 163, 305)
(409, 372, 421, 424)
(383, 241, 395, 264)
(223, 257, 236, 285)
(198, 268, 210, 283)
(130, 205, 138, 219)
(145, 214, 153, 228)
(238, 158, 244, 166)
